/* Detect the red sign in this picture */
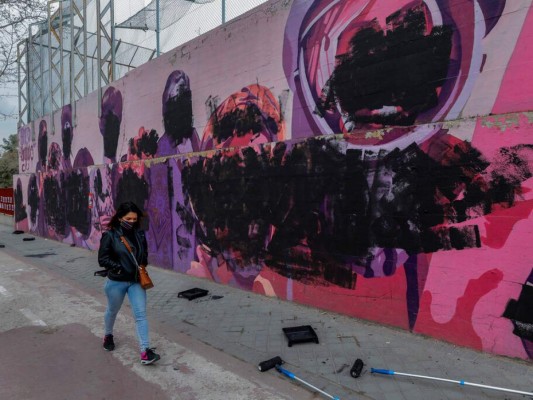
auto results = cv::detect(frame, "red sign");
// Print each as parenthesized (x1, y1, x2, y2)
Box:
(0, 188, 14, 216)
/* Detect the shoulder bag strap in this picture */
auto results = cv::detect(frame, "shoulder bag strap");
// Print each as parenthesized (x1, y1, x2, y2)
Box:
(119, 236, 140, 268)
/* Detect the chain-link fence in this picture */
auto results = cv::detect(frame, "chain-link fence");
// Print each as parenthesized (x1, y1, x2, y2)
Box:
(18, 0, 268, 128)
(115, 0, 268, 53)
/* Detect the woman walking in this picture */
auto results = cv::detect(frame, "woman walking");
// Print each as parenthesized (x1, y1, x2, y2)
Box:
(98, 201, 160, 365)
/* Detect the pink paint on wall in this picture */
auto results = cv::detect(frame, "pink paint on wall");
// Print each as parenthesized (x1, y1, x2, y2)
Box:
(491, 4, 533, 115)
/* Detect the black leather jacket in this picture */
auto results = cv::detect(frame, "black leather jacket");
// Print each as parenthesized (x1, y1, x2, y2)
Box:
(98, 227, 148, 282)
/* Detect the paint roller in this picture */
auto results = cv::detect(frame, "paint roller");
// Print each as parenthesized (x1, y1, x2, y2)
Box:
(258, 356, 283, 372)
(350, 358, 364, 378)
(258, 356, 341, 400)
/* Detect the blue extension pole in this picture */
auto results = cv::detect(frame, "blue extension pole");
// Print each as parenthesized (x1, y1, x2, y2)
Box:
(371, 368, 533, 397)
(276, 366, 341, 400)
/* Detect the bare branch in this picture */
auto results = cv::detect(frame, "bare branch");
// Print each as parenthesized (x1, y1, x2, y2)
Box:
(0, 0, 47, 118)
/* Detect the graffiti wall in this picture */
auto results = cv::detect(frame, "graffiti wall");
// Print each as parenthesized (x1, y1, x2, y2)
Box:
(15, 0, 533, 360)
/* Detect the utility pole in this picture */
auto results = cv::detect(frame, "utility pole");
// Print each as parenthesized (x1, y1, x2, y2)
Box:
(156, 0, 160, 56)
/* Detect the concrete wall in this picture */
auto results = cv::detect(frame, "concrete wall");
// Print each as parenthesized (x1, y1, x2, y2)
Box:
(14, 0, 533, 360)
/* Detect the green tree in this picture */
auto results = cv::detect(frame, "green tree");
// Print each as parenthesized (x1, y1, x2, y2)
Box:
(0, 134, 19, 187)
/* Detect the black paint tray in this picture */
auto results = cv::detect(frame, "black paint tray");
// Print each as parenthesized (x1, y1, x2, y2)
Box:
(177, 288, 209, 301)
(282, 325, 319, 347)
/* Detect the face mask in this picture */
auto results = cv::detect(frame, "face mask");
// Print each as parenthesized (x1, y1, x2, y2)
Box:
(120, 220, 134, 231)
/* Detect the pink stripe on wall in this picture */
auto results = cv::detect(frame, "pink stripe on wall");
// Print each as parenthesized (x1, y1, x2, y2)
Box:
(491, 5, 533, 114)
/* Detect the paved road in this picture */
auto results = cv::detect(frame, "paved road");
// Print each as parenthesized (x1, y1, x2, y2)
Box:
(0, 225, 532, 400)
(0, 249, 310, 400)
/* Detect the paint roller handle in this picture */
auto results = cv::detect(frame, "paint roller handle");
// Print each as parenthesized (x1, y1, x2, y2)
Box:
(276, 365, 341, 400)
(275, 365, 295, 379)
(371, 368, 395, 375)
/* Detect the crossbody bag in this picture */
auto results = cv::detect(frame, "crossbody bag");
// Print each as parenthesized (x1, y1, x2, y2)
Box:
(119, 236, 154, 290)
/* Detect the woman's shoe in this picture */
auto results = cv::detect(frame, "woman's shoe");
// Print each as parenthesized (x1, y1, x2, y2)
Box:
(140, 348, 160, 365)
(103, 334, 115, 351)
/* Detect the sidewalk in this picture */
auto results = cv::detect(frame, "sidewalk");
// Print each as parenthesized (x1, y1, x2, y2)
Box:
(0, 225, 531, 400)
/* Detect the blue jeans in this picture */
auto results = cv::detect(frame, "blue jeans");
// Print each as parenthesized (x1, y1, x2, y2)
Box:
(104, 279, 149, 352)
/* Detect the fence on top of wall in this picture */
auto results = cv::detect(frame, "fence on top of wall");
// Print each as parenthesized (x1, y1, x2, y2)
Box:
(17, 0, 268, 134)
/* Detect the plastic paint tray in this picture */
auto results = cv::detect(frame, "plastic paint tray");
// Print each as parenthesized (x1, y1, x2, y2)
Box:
(282, 325, 319, 347)
(177, 288, 209, 301)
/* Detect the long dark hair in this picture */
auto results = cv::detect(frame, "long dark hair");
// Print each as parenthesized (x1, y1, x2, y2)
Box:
(107, 201, 143, 230)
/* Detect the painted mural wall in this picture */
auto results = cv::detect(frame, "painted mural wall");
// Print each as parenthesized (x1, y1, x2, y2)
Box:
(14, 0, 533, 360)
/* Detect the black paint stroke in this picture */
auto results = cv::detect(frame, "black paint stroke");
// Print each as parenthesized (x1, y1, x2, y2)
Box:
(38, 120, 48, 168)
(27, 175, 39, 225)
(94, 169, 106, 202)
(404, 255, 419, 330)
(43, 175, 66, 235)
(114, 167, 150, 212)
(102, 112, 121, 160)
(14, 179, 27, 222)
(61, 105, 73, 159)
(503, 288, 533, 341)
(129, 129, 159, 158)
(212, 103, 278, 144)
(503, 269, 533, 343)
(100, 87, 122, 161)
(318, 5, 452, 127)
(182, 138, 530, 288)
(163, 89, 194, 147)
(64, 169, 91, 236)
(62, 125, 73, 159)
(48, 143, 62, 171)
